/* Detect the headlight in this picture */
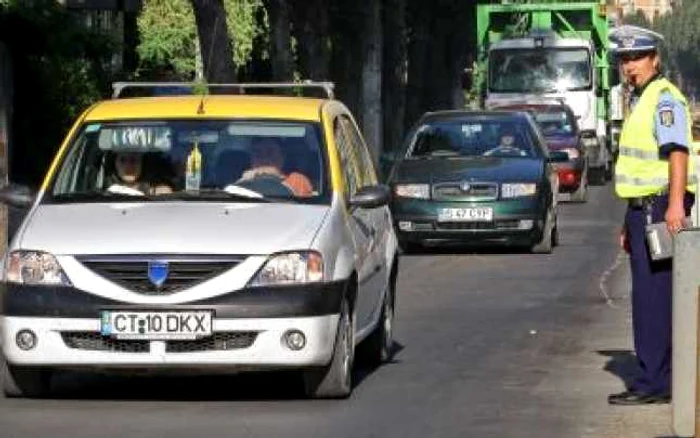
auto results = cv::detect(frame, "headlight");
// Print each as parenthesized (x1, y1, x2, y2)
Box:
(249, 251, 323, 287)
(562, 148, 580, 159)
(394, 184, 430, 199)
(5, 251, 72, 286)
(501, 183, 537, 198)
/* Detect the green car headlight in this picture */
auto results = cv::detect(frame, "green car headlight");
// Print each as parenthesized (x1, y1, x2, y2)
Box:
(394, 184, 430, 199)
(501, 183, 537, 198)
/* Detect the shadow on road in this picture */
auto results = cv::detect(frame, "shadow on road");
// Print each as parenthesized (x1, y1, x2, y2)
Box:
(40, 342, 406, 402)
(401, 244, 534, 257)
(598, 349, 638, 390)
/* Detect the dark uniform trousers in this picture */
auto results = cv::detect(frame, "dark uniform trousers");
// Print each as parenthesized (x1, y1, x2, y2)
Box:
(625, 191, 694, 396)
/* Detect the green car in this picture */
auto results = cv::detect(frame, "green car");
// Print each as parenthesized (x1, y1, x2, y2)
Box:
(387, 110, 567, 253)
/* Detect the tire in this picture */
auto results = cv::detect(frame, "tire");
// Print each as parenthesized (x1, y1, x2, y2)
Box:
(570, 177, 589, 203)
(531, 209, 554, 254)
(303, 297, 354, 399)
(2, 358, 52, 398)
(399, 240, 422, 255)
(359, 273, 396, 367)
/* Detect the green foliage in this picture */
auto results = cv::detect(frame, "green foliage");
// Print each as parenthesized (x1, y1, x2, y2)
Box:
(224, 0, 267, 66)
(137, 0, 198, 78)
(0, 0, 116, 184)
(137, 0, 267, 78)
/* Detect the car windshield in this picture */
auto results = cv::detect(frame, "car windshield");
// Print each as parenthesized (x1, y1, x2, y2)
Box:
(48, 120, 328, 204)
(489, 48, 591, 93)
(407, 116, 539, 159)
(533, 109, 575, 136)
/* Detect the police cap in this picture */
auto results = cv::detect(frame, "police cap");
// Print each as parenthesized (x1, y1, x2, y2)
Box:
(609, 25, 664, 54)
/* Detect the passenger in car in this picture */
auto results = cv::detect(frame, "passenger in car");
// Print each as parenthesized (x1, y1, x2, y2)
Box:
(107, 152, 173, 195)
(238, 138, 313, 197)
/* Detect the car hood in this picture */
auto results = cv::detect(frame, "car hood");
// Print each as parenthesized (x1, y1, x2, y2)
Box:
(544, 135, 579, 151)
(18, 202, 329, 255)
(392, 157, 543, 184)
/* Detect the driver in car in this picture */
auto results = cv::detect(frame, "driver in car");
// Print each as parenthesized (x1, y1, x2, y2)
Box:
(237, 137, 313, 197)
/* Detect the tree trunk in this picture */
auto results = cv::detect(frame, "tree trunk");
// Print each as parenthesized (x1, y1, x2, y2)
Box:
(382, 0, 407, 157)
(266, 0, 294, 81)
(330, 0, 363, 113)
(404, 0, 431, 129)
(190, 0, 237, 83)
(290, 0, 330, 81)
(360, 0, 382, 162)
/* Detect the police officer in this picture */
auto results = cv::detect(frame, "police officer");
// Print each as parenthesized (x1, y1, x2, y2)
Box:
(608, 25, 697, 405)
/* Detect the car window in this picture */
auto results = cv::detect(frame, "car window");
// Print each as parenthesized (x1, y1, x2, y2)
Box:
(47, 119, 329, 204)
(533, 109, 575, 136)
(340, 115, 378, 187)
(408, 117, 539, 159)
(334, 117, 361, 197)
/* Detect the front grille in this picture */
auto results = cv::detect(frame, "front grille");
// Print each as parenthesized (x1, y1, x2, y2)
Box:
(165, 332, 258, 353)
(78, 255, 245, 295)
(433, 182, 499, 201)
(437, 220, 520, 231)
(62, 332, 150, 353)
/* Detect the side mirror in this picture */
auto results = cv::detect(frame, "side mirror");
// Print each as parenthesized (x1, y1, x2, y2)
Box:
(547, 151, 569, 163)
(349, 184, 391, 209)
(0, 183, 35, 208)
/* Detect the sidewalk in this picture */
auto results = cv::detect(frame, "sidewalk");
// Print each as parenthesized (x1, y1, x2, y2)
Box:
(559, 250, 675, 437)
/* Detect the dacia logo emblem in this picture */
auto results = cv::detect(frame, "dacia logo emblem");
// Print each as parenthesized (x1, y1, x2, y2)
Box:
(461, 182, 471, 192)
(148, 260, 169, 288)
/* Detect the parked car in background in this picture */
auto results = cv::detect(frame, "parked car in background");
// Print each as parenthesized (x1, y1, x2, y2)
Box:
(493, 101, 589, 202)
(387, 110, 566, 254)
(0, 82, 399, 400)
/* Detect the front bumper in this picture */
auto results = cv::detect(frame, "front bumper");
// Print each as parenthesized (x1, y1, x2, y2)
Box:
(0, 281, 347, 369)
(391, 197, 546, 246)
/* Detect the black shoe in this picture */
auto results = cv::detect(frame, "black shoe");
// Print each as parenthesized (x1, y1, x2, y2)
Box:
(608, 390, 670, 405)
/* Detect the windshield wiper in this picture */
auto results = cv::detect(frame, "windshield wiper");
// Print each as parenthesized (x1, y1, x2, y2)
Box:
(156, 189, 272, 202)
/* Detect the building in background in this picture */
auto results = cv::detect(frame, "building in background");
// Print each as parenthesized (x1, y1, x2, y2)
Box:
(614, 0, 680, 22)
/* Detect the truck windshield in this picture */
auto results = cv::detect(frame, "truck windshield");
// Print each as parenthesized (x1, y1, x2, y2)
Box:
(489, 48, 591, 93)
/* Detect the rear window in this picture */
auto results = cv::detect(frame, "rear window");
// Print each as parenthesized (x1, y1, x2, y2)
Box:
(533, 110, 575, 136)
(407, 117, 539, 159)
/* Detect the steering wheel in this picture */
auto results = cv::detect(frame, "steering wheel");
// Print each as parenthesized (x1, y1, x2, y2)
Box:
(482, 146, 526, 157)
(234, 174, 294, 197)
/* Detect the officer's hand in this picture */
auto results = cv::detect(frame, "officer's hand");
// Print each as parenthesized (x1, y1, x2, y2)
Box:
(665, 203, 686, 234)
(619, 227, 630, 253)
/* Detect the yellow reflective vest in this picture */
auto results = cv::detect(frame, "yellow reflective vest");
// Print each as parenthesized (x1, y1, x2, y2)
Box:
(615, 77, 697, 198)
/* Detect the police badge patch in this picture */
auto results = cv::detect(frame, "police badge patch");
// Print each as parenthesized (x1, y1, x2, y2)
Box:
(660, 108, 675, 127)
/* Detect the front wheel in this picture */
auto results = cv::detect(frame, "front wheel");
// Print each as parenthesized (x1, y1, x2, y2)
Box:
(531, 209, 555, 254)
(359, 275, 396, 367)
(303, 297, 354, 399)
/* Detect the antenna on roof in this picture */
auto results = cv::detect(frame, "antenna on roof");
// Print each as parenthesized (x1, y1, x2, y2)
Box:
(110, 81, 336, 99)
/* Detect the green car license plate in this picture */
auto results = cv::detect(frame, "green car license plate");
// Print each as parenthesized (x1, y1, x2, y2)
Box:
(438, 207, 493, 222)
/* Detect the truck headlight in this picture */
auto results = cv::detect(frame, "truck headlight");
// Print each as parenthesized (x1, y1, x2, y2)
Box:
(5, 250, 72, 286)
(581, 134, 598, 149)
(501, 183, 537, 198)
(394, 184, 430, 199)
(249, 251, 324, 286)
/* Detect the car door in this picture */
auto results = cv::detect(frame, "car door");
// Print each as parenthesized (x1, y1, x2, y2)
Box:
(333, 116, 377, 331)
(339, 115, 387, 331)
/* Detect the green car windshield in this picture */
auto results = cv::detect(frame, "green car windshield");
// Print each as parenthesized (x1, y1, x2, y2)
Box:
(408, 117, 538, 159)
(47, 119, 329, 204)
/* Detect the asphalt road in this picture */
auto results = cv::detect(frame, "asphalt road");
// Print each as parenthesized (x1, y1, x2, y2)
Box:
(0, 185, 628, 438)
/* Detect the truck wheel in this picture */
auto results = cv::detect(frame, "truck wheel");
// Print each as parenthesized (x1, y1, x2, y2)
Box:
(303, 297, 354, 399)
(2, 358, 52, 398)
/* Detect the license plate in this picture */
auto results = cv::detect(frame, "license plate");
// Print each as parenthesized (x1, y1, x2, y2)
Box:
(100, 311, 213, 340)
(438, 207, 493, 222)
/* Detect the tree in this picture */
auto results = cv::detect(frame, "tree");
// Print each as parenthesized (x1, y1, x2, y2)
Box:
(265, 0, 294, 81)
(382, 0, 407, 160)
(190, 0, 237, 82)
